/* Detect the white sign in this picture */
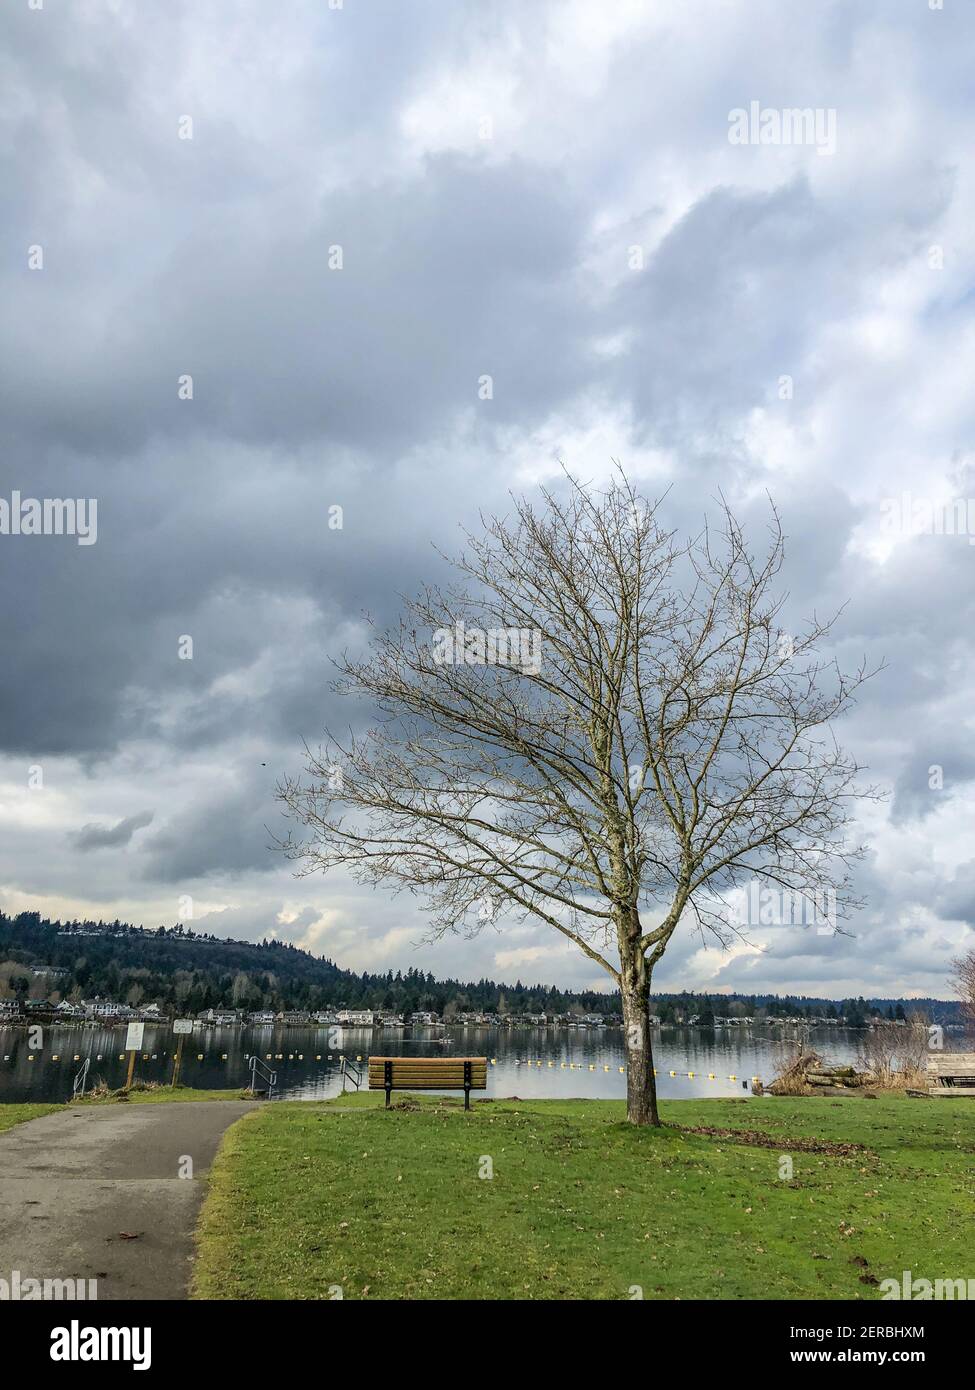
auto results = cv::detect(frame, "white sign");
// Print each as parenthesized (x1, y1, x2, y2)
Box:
(124, 1022, 145, 1052)
(173, 1019, 193, 1035)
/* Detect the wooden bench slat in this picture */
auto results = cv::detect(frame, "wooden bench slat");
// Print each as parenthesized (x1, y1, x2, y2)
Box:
(366, 1062, 488, 1069)
(367, 1063, 488, 1072)
(367, 1078, 487, 1086)
(366, 1056, 488, 1062)
(367, 1076, 487, 1085)
(364, 1067, 486, 1078)
(369, 1079, 486, 1088)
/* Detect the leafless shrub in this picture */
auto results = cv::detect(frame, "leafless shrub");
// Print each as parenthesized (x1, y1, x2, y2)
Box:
(857, 1019, 927, 1089)
(952, 949, 975, 1028)
(767, 1046, 825, 1095)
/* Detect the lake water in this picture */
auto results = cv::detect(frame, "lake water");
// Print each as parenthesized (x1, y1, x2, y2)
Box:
(0, 1022, 872, 1104)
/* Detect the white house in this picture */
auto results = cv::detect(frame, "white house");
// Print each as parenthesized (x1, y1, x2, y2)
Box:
(84, 999, 131, 1019)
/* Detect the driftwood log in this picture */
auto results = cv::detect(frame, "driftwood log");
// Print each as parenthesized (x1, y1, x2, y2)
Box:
(768, 1050, 870, 1095)
(805, 1069, 863, 1088)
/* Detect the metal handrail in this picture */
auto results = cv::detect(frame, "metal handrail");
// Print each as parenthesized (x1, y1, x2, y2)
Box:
(71, 1056, 91, 1101)
(248, 1054, 278, 1099)
(340, 1056, 362, 1092)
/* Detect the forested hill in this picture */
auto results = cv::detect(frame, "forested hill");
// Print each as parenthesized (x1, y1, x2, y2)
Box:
(0, 910, 616, 1016)
(0, 909, 962, 1022)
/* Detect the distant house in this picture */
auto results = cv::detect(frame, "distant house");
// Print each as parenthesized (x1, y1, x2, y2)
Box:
(0, 999, 21, 1018)
(410, 1011, 439, 1025)
(335, 1009, 375, 1026)
(277, 1010, 311, 1025)
(250, 1011, 276, 1025)
(56, 1000, 86, 1018)
(84, 999, 131, 1019)
(198, 1008, 239, 1025)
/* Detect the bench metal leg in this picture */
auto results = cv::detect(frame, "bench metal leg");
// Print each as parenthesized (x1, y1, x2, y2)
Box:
(384, 1059, 393, 1109)
(464, 1060, 472, 1110)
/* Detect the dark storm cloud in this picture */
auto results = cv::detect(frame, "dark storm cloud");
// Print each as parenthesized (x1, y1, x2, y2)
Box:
(73, 810, 154, 851)
(139, 775, 279, 882)
(5, 156, 590, 463)
(933, 867, 975, 933)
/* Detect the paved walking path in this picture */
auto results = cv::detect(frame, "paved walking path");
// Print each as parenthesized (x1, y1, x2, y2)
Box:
(0, 1100, 257, 1300)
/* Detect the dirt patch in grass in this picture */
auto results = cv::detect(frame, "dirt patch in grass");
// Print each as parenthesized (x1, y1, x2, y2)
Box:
(675, 1124, 871, 1157)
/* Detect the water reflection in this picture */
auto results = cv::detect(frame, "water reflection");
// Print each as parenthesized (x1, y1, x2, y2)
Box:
(0, 1023, 868, 1104)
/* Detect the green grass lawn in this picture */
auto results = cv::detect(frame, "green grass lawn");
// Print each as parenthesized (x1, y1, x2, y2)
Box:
(0, 1102, 62, 1134)
(192, 1091, 975, 1301)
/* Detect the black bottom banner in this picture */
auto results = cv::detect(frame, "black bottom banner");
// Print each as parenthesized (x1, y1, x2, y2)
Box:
(6, 1298, 961, 1375)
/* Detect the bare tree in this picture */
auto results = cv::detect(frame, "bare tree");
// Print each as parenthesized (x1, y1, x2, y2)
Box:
(278, 472, 879, 1125)
(952, 948, 975, 1027)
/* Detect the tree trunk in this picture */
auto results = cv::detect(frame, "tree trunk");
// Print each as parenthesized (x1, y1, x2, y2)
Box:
(621, 961, 660, 1126)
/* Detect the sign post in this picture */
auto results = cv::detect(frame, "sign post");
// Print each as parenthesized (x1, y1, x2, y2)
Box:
(123, 1021, 145, 1090)
(171, 1019, 193, 1087)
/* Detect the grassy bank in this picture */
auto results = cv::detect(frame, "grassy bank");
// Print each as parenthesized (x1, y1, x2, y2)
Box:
(193, 1091, 975, 1301)
(83, 1085, 252, 1105)
(0, 1102, 62, 1134)
(0, 1086, 252, 1132)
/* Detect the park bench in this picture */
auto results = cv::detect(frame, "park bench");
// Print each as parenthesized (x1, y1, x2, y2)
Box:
(368, 1056, 488, 1110)
(926, 1052, 975, 1096)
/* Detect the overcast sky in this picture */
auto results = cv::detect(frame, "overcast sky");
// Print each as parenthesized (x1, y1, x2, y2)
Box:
(1, 0, 973, 1002)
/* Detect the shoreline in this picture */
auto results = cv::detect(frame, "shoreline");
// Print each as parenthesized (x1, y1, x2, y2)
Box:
(1, 1017, 951, 1032)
